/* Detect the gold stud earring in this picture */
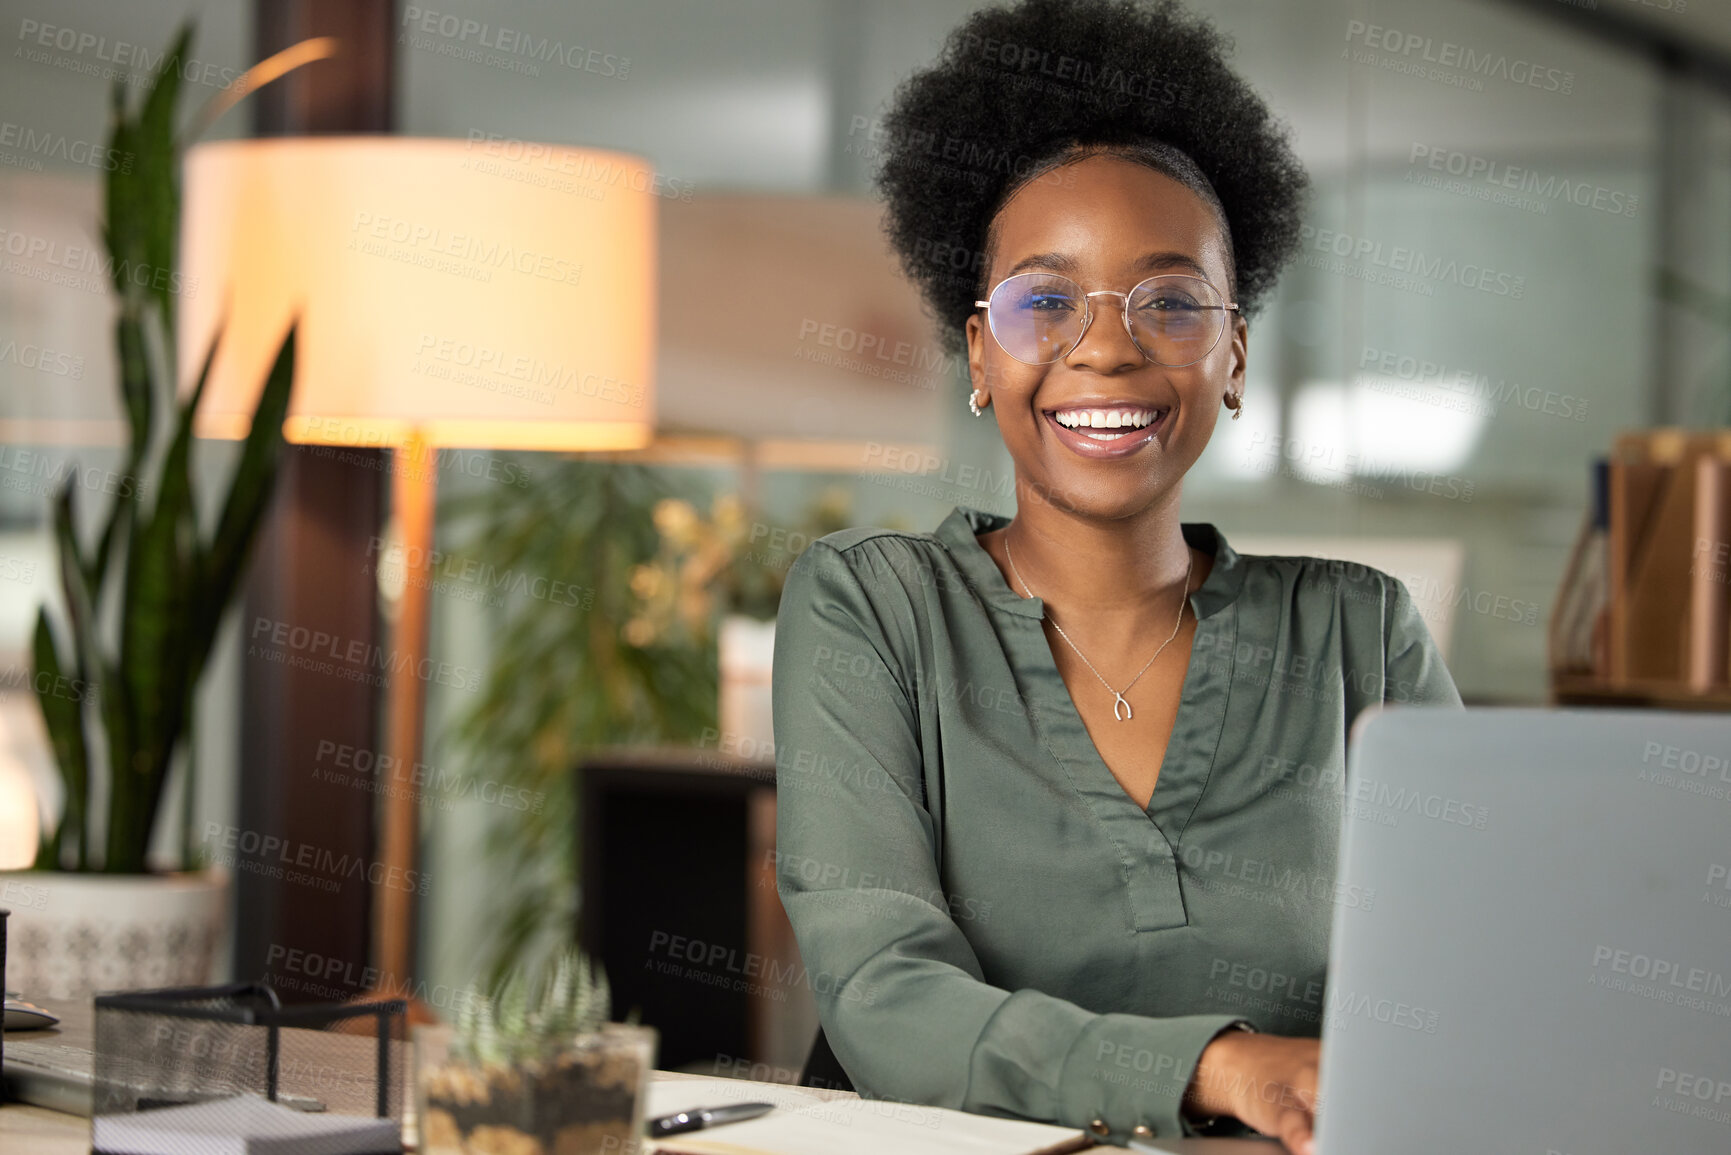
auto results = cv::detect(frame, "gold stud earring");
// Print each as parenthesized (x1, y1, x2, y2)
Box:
(1226, 392, 1244, 421)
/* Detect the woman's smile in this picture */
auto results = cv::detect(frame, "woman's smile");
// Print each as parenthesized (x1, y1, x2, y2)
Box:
(1040, 402, 1172, 459)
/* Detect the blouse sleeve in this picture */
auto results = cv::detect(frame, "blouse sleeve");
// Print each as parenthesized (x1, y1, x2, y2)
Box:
(772, 540, 1254, 1143)
(1379, 576, 1464, 708)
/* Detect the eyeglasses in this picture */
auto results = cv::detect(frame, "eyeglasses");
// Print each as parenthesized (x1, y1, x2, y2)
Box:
(974, 272, 1239, 367)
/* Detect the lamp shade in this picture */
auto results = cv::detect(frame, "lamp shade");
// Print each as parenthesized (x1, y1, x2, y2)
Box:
(178, 136, 656, 451)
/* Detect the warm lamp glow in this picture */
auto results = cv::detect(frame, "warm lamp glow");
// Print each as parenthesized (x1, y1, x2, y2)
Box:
(178, 136, 657, 450)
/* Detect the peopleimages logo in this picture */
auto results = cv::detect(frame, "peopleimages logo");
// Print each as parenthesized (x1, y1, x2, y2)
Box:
(1653, 1066, 1731, 1125)
(202, 822, 430, 895)
(398, 7, 630, 77)
(0, 337, 84, 377)
(1706, 863, 1731, 910)
(1343, 20, 1574, 94)
(1396, 573, 1540, 627)
(1348, 777, 1490, 830)
(1205, 959, 1441, 1033)
(1297, 225, 1525, 299)
(1590, 944, 1731, 996)
(0, 445, 142, 500)
(1359, 345, 1589, 424)
(14, 18, 242, 89)
(645, 929, 881, 1006)
(1408, 144, 1637, 217)
(348, 212, 583, 288)
(1178, 846, 1376, 911)
(0, 223, 198, 297)
(413, 332, 644, 409)
(770, 850, 993, 923)
(463, 131, 691, 202)
(247, 615, 484, 693)
(0, 121, 131, 173)
(313, 739, 545, 814)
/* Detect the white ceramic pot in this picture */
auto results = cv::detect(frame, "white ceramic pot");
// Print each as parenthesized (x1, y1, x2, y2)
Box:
(0, 868, 228, 998)
(718, 614, 776, 758)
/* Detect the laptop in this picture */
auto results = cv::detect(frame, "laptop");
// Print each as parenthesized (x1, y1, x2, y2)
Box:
(1138, 706, 1731, 1154)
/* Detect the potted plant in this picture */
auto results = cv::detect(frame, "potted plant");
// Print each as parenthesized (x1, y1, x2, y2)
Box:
(417, 946, 655, 1155)
(441, 460, 722, 991)
(438, 469, 873, 990)
(0, 26, 305, 998)
(625, 487, 861, 753)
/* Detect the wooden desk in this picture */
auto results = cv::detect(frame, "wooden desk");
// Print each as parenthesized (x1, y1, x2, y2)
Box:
(1, 996, 858, 1154)
(1, 996, 96, 1153)
(0, 1101, 88, 1155)
(5, 1003, 1280, 1154)
(0, 1074, 865, 1155)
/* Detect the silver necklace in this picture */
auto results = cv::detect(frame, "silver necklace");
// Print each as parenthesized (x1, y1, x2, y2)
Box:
(1003, 529, 1192, 722)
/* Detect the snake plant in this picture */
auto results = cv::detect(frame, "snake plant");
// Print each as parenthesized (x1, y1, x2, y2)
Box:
(29, 24, 299, 874)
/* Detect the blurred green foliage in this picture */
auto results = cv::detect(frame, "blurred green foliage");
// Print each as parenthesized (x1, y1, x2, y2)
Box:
(442, 461, 861, 989)
(442, 461, 718, 989)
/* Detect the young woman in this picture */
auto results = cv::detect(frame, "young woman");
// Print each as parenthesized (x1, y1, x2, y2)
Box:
(772, 2, 1461, 1151)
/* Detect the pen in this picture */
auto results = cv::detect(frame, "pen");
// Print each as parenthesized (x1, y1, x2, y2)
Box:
(647, 1100, 776, 1137)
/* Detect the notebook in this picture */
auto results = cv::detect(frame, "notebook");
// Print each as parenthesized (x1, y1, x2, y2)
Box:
(90, 1093, 400, 1155)
(644, 1077, 1091, 1155)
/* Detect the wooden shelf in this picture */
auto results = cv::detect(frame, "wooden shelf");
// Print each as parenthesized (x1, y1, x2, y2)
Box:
(1550, 672, 1731, 711)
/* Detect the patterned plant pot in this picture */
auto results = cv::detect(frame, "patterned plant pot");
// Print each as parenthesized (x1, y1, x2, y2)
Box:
(0, 869, 227, 999)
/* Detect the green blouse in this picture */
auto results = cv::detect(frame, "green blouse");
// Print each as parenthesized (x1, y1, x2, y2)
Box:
(771, 505, 1461, 1144)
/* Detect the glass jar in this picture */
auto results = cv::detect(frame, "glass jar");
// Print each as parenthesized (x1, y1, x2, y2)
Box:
(415, 1021, 657, 1155)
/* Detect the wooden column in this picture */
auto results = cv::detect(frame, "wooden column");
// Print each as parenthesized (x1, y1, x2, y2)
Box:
(232, 0, 396, 997)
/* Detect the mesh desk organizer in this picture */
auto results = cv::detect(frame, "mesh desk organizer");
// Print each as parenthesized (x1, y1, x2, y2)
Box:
(91, 982, 406, 1155)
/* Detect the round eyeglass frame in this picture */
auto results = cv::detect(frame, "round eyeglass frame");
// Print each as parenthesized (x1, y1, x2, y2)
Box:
(973, 272, 1240, 368)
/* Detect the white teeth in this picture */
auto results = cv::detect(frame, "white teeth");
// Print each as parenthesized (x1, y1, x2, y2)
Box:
(1053, 408, 1160, 430)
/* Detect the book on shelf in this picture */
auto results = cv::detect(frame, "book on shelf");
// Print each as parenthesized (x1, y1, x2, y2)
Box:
(1690, 454, 1731, 690)
(1569, 428, 1731, 699)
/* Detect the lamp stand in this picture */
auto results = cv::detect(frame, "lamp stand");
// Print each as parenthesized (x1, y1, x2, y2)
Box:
(373, 431, 436, 1012)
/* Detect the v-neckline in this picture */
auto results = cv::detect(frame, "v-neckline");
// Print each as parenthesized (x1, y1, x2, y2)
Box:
(1055, 617, 1200, 816)
(936, 506, 1243, 932)
(936, 505, 1242, 837)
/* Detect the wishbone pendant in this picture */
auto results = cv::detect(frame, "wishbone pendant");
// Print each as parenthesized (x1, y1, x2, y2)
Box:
(1003, 531, 1188, 730)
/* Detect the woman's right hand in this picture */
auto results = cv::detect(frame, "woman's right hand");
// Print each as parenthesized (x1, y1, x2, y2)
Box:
(1182, 1029, 1321, 1155)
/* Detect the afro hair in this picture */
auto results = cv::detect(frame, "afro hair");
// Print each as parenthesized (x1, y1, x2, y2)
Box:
(873, 0, 1308, 356)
